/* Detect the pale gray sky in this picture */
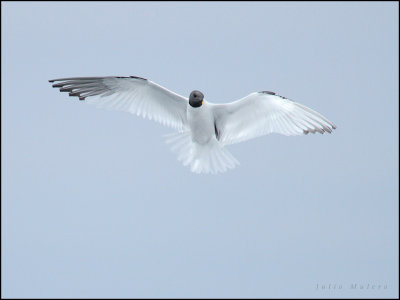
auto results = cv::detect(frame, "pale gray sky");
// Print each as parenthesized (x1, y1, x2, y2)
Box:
(2, 2, 398, 298)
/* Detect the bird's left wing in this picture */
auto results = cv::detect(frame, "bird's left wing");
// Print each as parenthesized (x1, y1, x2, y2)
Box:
(49, 76, 188, 130)
(212, 91, 336, 146)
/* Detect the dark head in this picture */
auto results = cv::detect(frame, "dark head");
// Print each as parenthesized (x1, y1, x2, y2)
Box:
(189, 90, 204, 108)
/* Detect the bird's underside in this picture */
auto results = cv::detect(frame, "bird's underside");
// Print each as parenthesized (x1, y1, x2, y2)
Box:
(49, 76, 336, 174)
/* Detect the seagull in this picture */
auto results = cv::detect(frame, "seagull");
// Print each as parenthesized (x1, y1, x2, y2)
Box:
(49, 76, 336, 174)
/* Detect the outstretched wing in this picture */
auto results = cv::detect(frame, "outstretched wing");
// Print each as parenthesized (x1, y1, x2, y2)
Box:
(212, 91, 336, 146)
(49, 76, 188, 130)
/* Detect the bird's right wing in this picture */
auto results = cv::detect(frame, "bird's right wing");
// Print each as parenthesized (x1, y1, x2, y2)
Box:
(49, 76, 188, 131)
(212, 91, 336, 146)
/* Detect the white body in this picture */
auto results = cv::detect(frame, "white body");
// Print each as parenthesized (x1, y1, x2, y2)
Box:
(187, 101, 214, 144)
(166, 101, 239, 174)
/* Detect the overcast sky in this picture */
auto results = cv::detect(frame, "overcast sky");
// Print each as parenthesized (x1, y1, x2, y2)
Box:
(2, 2, 398, 298)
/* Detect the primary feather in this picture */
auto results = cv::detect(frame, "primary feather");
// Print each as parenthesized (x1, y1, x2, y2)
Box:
(49, 76, 188, 131)
(212, 91, 336, 146)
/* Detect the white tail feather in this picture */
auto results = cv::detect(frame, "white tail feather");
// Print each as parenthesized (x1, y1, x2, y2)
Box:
(165, 131, 239, 174)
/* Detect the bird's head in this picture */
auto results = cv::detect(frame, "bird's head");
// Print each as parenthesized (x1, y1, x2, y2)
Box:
(189, 90, 204, 108)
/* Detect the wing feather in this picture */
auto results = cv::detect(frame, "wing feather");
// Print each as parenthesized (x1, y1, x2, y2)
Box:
(212, 92, 336, 145)
(49, 76, 188, 130)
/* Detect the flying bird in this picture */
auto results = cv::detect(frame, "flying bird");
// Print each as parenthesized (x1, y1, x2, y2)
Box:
(49, 76, 336, 174)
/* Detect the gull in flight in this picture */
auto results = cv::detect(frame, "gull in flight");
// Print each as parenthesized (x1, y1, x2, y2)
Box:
(49, 76, 336, 174)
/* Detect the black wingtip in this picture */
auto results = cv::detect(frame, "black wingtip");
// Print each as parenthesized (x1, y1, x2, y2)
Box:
(52, 83, 65, 88)
(114, 75, 147, 81)
(130, 75, 147, 80)
(49, 75, 147, 83)
(260, 91, 276, 95)
(259, 91, 288, 99)
(60, 87, 73, 92)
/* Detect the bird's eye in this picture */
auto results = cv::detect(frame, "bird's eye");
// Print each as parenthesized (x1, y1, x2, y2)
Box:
(194, 94, 197, 98)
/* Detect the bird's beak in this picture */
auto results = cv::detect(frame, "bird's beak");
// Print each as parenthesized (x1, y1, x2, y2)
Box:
(202, 100, 204, 105)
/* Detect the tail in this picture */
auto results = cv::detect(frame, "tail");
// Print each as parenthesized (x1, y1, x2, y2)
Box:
(164, 131, 239, 174)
